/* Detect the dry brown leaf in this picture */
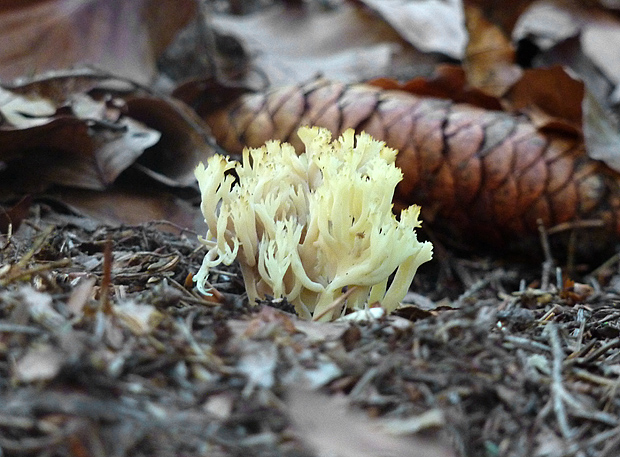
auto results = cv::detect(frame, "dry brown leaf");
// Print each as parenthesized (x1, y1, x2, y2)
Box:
(463, 5, 522, 97)
(0, 82, 160, 191)
(0, 70, 213, 230)
(0, 195, 31, 234)
(209, 2, 433, 86)
(56, 186, 199, 230)
(0, 0, 197, 84)
(463, 0, 535, 34)
(503, 65, 584, 133)
(583, 91, 620, 173)
(369, 65, 503, 110)
(356, 0, 468, 59)
(287, 388, 456, 457)
(124, 95, 214, 187)
(514, 0, 620, 86)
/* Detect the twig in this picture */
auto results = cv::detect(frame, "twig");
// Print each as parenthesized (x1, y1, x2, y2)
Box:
(0, 221, 12, 250)
(312, 286, 358, 321)
(99, 237, 113, 314)
(537, 219, 555, 291)
(575, 308, 586, 352)
(590, 252, 620, 279)
(15, 225, 54, 268)
(546, 322, 574, 439)
(0, 323, 43, 335)
(0, 259, 71, 286)
(571, 338, 620, 366)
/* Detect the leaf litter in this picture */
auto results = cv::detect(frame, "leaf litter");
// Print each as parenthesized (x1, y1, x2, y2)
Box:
(0, 205, 620, 456)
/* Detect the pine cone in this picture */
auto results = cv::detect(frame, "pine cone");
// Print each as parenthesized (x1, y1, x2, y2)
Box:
(202, 79, 620, 253)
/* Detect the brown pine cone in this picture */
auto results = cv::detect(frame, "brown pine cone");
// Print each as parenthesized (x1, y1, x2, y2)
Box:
(202, 79, 620, 254)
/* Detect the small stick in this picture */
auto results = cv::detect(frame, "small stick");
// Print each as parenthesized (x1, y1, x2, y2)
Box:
(313, 286, 358, 322)
(546, 322, 573, 439)
(99, 237, 113, 314)
(537, 219, 554, 291)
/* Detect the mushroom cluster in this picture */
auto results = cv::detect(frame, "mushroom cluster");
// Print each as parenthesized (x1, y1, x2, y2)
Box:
(194, 126, 433, 321)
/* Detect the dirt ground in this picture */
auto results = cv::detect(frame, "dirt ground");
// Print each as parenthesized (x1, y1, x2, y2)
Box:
(1, 208, 620, 457)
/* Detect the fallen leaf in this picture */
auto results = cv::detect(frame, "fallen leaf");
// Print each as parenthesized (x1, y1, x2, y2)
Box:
(463, 5, 522, 97)
(56, 185, 200, 231)
(124, 95, 214, 187)
(0, 76, 161, 191)
(287, 388, 456, 457)
(512, 0, 581, 51)
(503, 65, 584, 133)
(0, 70, 213, 229)
(21, 286, 67, 331)
(14, 345, 65, 383)
(0, 0, 197, 84)
(113, 300, 163, 335)
(581, 15, 620, 86)
(0, 195, 31, 234)
(514, 0, 620, 87)
(356, 0, 468, 59)
(369, 66, 503, 110)
(209, 2, 433, 86)
(582, 90, 620, 172)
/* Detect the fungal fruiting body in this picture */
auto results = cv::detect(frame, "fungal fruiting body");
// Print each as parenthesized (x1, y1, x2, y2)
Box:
(194, 126, 433, 321)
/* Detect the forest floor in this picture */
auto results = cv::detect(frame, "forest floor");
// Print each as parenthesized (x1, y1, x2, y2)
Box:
(2, 209, 620, 457)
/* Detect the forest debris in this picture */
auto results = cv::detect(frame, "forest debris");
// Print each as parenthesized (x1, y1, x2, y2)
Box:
(0, 0, 197, 83)
(1, 221, 620, 455)
(357, 0, 467, 59)
(286, 388, 456, 457)
(209, 1, 431, 86)
(0, 70, 213, 228)
(13, 345, 65, 383)
(112, 300, 162, 335)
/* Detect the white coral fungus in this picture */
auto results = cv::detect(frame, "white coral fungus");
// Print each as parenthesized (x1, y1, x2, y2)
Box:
(194, 126, 433, 321)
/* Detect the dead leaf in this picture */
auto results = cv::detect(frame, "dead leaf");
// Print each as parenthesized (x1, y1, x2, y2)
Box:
(209, 2, 433, 86)
(463, 5, 522, 97)
(113, 300, 163, 335)
(0, 70, 213, 229)
(463, 0, 534, 33)
(513, 0, 581, 51)
(56, 185, 199, 231)
(0, 0, 197, 84)
(66, 277, 96, 316)
(356, 0, 468, 59)
(0, 77, 161, 192)
(369, 65, 503, 110)
(287, 388, 456, 457)
(583, 90, 620, 172)
(0, 195, 31, 234)
(503, 65, 584, 133)
(581, 15, 620, 86)
(21, 286, 67, 331)
(514, 0, 620, 87)
(124, 95, 214, 187)
(14, 344, 65, 383)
